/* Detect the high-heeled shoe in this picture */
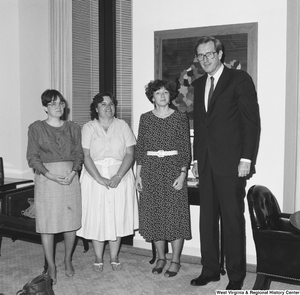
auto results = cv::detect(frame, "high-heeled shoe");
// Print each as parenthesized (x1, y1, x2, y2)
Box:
(65, 260, 75, 277)
(65, 268, 75, 277)
(51, 277, 57, 285)
(152, 259, 167, 275)
(164, 261, 181, 278)
(47, 266, 57, 285)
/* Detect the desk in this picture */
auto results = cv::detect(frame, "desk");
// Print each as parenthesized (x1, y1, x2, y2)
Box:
(290, 211, 300, 231)
(0, 178, 33, 192)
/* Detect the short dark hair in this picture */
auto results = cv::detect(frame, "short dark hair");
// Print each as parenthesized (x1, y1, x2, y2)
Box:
(90, 92, 118, 120)
(145, 79, 179, 104)
(194, 36, 223, 56)
(41, 89, 67, 107)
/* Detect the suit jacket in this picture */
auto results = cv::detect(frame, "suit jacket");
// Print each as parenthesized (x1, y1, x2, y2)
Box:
(192, 66, 260, 176)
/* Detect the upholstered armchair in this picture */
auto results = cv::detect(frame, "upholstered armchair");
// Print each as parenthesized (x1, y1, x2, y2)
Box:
(247, 185, 300, 289)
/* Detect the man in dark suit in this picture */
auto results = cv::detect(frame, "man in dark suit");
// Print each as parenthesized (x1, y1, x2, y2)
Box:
(190, 36, 260, 290)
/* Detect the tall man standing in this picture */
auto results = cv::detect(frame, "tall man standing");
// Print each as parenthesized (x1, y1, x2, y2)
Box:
(190, 36, 260, 290)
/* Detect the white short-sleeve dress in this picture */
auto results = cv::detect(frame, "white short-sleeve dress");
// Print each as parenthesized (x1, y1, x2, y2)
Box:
(76, 118, 139, 241)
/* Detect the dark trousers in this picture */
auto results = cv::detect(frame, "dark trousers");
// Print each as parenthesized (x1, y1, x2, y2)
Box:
(198, 153, 246, 282)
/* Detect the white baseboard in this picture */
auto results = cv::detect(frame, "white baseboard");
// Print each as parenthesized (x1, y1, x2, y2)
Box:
(133, 238, 200, 257)
(133, 238, 152, 250)
(133, 238, 257, 266)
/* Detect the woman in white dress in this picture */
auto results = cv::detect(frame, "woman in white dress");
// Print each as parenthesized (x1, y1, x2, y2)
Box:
(77, 92, 138, 272)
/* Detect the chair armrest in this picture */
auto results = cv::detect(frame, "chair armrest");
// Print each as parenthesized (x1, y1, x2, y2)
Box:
(279, 212, 291, 219)
(278, 215, 298, 233)
(253, 229, 300, 279)
(254, 228, 300, 241)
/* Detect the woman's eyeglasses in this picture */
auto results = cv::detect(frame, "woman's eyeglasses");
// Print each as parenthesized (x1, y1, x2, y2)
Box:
(47, 102, 66, 108)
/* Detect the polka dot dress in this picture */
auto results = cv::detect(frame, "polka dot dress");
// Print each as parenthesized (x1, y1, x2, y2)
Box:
(136, 111, 192, 242)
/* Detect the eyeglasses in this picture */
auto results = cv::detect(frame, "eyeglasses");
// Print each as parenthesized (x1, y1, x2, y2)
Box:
(47, 101, 65, 108)
(196, 51, 217, 61)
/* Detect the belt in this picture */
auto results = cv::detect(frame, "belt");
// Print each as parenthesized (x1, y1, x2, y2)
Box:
(146, 150, 178, 158)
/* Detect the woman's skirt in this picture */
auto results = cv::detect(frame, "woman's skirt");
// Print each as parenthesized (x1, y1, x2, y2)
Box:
(34, 161, 81, 234)
(76, 158, 139, 241)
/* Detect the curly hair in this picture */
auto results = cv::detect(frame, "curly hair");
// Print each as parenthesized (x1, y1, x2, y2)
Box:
(90, 92, 118, 120)
(145, 79, 179, 104)
(41, 89, 67, 107)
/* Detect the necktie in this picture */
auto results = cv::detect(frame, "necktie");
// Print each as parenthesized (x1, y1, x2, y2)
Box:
(208, 76, 214, 110)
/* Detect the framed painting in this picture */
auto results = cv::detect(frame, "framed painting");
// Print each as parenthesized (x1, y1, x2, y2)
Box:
(154, 22, 258, 129)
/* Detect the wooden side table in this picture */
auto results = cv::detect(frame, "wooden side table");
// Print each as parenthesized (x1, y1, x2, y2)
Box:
(0, 177, 33, 191)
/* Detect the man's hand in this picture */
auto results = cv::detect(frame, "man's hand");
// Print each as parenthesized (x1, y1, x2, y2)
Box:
(238, 161, 251, 177)
(192, 164, 199, 178)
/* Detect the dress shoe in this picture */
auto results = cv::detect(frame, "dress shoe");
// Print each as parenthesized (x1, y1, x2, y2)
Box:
(226, 281, 243, 290)
(190, 274, 220, 286)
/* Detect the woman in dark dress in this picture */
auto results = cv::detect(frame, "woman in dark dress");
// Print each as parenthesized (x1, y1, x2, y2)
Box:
(27, 89, 84, 285)
(135, 79, 191, 278)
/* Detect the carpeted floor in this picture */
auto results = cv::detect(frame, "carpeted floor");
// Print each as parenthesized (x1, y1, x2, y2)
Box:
(0, 236, 299, 295)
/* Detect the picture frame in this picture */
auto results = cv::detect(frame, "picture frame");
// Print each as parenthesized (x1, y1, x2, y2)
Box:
(154, 22, 258, 129)
(0, 157, 4, 184)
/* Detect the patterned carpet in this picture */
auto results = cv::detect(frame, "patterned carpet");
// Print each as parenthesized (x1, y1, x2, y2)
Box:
(0, 236, 299, 295)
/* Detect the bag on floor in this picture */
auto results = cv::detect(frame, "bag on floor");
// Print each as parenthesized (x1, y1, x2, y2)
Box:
(16, 273, 55, 295)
